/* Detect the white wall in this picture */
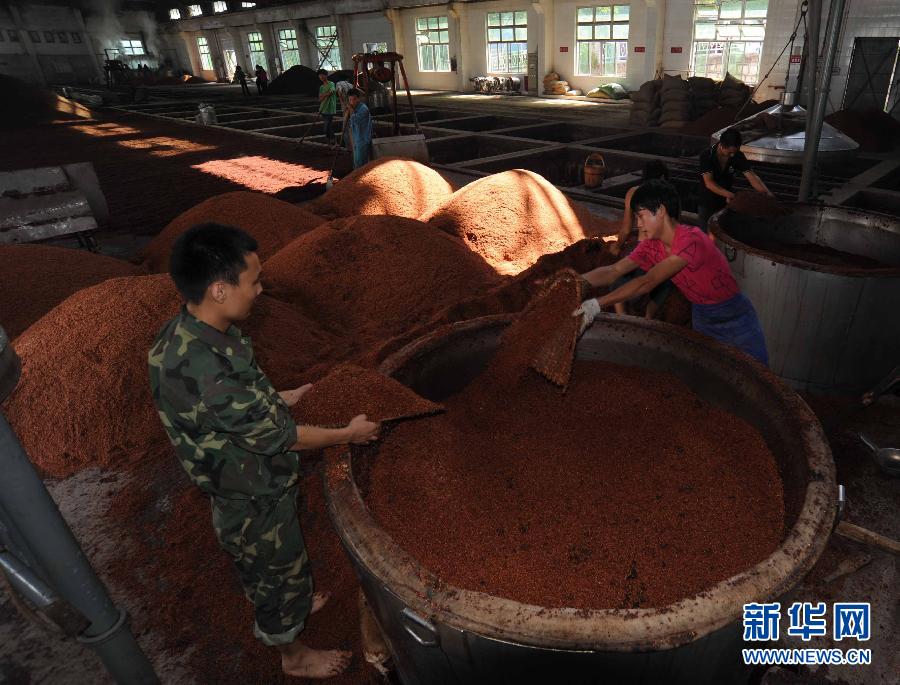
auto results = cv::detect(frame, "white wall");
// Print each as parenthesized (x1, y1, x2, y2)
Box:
(349, 11, 394, 54)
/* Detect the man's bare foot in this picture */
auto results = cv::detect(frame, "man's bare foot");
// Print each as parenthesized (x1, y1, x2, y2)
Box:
(280, 642, 351, 679)
(311, 591, 331, 615)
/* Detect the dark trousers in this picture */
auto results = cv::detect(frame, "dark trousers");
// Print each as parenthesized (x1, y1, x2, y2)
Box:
(321, 114, 335, 143)
(256, 81, 266, 95)
(239, 80, 250, 96)
(697, 202, 726, 233)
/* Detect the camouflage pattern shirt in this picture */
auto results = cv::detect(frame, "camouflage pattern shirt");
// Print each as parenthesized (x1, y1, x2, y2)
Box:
(148, 307, 299, 499)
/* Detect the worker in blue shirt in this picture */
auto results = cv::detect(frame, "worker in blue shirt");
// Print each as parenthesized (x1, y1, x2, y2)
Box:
(346, 88, 373, 169)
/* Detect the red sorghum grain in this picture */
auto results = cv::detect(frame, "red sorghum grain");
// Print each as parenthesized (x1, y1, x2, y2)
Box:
(295, 363, 442, 427)
(421, 170, 604, 275)
(308, 157, 454, 220)
(365, 358, 785, 610)
(141, 191, 324, 273)
(262, 215, 501, 350)
(0, 244, 139, 340)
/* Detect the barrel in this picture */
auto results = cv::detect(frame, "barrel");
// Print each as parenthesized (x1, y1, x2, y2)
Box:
(710, 204, 900, 393)
(324, 314, 837, 685)
(583, 152, 606, 188)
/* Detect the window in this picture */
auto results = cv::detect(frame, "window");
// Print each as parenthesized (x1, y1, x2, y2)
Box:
(197, 36, 213, 70)
(53, 60, 74, 74)
(121, 38, 145, 56)
(188, 5, 202, 17)
(8, 30, 20, 42)
(364, 42, 388, 53)
(416, 16, 450, 72)
(58, 31, 69, 43)
(576, 6, 629, 77)
(169, 8, 181, 20)
(71, 32, 82, 43)
(29, 31, 41, 43)
(315, 26, 341, 70)
(242, 2, 256, 7)
(213, 1, 227, 12)
(691, 0, 768, 84)
(487, 11, 527, 73)
(247, 31, 267, 70)
(44, 31, 55, 43)
(278, 28, 301, 69)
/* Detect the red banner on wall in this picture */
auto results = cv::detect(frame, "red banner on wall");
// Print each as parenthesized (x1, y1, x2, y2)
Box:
(634, 46, 646, 53)
(670, 46, 683, 54)
(559, 46, 569, 52)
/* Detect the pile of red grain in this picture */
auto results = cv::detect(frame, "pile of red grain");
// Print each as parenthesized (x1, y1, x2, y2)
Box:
(825, 108, 900, 152)
(737, 238, 893, 270)
(421, 170, 598, 276)
(263, 215, 501, 348)
(0, 244, 140, 340)
(307, 158, 454, 220)
(365, 359, 785, 609)
(3, 271, 338, 478)
(729, 191, 789, 218)
(3, 274, 181, 478)
(294, 363, 442, 426)
(678, 100, 777, 137)
(141, 191, 324, 272)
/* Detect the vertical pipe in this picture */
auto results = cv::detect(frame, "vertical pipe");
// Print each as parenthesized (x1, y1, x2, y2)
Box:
(654, 0, 667, 79)
(799, 0, 846, 201)
(0, 411, 158, 684)
(802, 0, 821, 109)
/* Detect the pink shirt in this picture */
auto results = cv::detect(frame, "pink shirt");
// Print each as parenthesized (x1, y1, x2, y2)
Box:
(627, 225, 739, 304)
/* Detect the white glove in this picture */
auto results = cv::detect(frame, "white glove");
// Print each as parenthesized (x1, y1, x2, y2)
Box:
(572, 298, 602, 335)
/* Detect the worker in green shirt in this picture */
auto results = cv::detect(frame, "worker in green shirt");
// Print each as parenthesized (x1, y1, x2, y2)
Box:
(148, 223, 380, 679)
(317, 69, 337, 148)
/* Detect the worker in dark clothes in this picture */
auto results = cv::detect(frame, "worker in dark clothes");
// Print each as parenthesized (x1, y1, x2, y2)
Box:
(148, 223, 380, 679)
(696, 128, 773, 232)
(255, 64, 268, 95)
(573, 180, 768, 364)
(235, 66, 250, 97)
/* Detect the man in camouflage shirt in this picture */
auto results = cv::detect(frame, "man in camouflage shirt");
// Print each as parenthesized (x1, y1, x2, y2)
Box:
(148, 223, 379, 679)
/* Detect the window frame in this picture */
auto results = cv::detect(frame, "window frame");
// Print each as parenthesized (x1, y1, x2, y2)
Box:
(247, 31, 268, 70)
(278, 28, 302, 69)
(314, 25, 341, 71)
(57, 31, 69, 43)
(486, 10, 528, 74)
(28, 31, 41, 43)
(44, 31, 55, 43)
(415, 15, 451, 73)
(187, 5, 203, 17)
(690, 0, 768, 85)
(121, 37, 145, 56)
(71, 31, 82, 43)
(169, 8, 181, 20)
(196, 36, 214, 70)
(575, 5, 630, 78)
(8, 30, 20, 42)
(213, 1, 228, 13)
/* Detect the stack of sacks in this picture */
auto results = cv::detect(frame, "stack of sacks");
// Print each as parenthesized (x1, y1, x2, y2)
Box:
(659, 74, 692, 128)
(564, 89, 583, 96)
(718, 73, 751, 108)
(543, 72, 570, 95)
(628, 79, 661, 126)
(688, 77, 718, 119)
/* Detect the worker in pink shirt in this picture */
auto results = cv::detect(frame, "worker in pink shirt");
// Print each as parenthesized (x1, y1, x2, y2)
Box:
(573, 179, 768, 364)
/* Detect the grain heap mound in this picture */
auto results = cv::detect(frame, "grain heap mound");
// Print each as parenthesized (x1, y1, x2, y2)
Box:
(0, 74, 57, 126)
(266, 64, 322, 95)
(294, 363, 442, 426)
(364, 289, 785, 610)
(421, 170, 596, 275)
(308, 158, 453, 220)
(0, 244, 140, 339)
(262, 215, 501, 347)
(825, 108, 900, 152)
(141, 191, 324, 272)
(4, 274, 181, 478)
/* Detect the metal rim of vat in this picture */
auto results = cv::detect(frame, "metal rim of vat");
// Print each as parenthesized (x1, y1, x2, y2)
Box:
(323, 314, 837, 652)
(709, 203, 900, 277)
